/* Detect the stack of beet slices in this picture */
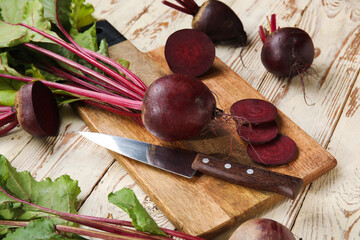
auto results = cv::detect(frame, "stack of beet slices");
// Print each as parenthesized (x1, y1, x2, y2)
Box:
(230, 99, 298, 166)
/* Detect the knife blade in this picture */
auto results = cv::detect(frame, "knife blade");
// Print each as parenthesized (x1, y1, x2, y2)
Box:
(80, 132, 303, 199)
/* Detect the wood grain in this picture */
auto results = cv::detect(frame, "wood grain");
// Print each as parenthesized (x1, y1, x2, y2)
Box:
(74, 40, 337, 237)
(0, 0, 357, 239)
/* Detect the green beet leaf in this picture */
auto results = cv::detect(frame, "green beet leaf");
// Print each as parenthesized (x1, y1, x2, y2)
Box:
(0, 90, 17, 106)
(108, 188, 168, 237)
(41, 0, 98, 51)
(0, 155, 80, 225)
(0, 0, 59, 47)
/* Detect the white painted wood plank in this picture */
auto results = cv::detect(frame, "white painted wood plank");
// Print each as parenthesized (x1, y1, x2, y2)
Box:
(292, 74, 360, 239)
(78, 160, 175, 234)
(5, 105, 115, 202)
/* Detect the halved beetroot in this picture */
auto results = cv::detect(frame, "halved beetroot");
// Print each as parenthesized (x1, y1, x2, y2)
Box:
(14, 81, 60, 136)
(230, 99, 278, 124)
(164, 28, 215, 77)
(237, 121, 279, 144)
(247, 134, 298, 165)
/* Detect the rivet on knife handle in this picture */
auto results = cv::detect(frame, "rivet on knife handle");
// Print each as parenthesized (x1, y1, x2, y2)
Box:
(192, 154, 304, 199)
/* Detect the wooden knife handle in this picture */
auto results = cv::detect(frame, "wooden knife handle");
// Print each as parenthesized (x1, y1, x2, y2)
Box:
(192, 154, 304, 199)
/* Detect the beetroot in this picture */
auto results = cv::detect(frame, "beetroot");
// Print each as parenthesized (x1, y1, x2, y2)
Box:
(14, 81, 60, 136)
(247, 134, 298, 166)
(165, 29, 215, 77)
(142, 73, 216, 141)
(237, 121, 278, 144)
(230, 99, 278, 124)
(259, 14, 315, 78)
(229, 218, 296, 240)
(162, 0, 247, 45)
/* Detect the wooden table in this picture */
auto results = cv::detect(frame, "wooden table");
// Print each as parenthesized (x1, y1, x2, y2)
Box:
(1, 0, 359, 239)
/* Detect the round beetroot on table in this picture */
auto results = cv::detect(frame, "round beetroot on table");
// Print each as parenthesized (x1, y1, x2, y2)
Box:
(247, 134, 298, 165)
(237, 121, 279, 144)
(230, 99, 278, 124)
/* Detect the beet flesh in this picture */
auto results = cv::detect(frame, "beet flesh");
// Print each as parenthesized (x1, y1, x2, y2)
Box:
(14, 81, 60, 136)
(261, 27, 315, 78)
(142, 74, 216, 141)
(229, 218, 296, 240)
(192, 0, 247, 45)
(230, 99, 278, 124)
(247, 134, 298, 166)
(165, 29, 215, 77)
(237, 121, 279, 144)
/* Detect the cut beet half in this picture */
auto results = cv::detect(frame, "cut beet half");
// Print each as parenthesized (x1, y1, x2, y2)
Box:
(230, 99, 278, 124)
(14, 81, 60, 136)
(164, 28, 216, 77)
(247, 134, 298, 166)
(237, 121, 279, 144)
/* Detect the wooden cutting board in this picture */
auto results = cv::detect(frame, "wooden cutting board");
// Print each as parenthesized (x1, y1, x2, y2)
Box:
(74, 40, 337, 238)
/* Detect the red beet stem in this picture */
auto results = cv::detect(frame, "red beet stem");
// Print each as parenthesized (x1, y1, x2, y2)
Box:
(259, 26, 267, 43)
(162, 0, 199, 16)
(55, 2, 94, 61)
(182, 0, 200, 13)
(0, 74, 143, 110)
(43, 64, 121, 96)
(0, 111, 16, 126)
(18, 23, 146, 96)
(81, 48, 147, 91)
(24, 43, 143, 101)
(270, 14, 276, 32)
(0, 119, 18, 136)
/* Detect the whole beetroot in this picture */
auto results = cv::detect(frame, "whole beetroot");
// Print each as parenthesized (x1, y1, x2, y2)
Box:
(229, 218, 296, 240)
(141, 73, 216, 141)
(162, 0, 247, 45)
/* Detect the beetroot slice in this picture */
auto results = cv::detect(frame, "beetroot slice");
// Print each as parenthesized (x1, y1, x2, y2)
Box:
(164, 28, 215, 77)
(247, 134, 298, 166)
(14, 81, 60, 136)
(230, 99, 277, 124)
(237, 121, 279, 144)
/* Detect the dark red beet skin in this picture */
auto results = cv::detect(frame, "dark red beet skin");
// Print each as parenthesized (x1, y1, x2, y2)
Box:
(229, 218, 296, 240)
(230, 99, 278, 124)
(165, 29, 215, 77)
(162, 0, 247, 45)
(261, 27, 315, 78)
(237, 121, 279, 144)
(247, 134, 298, 166)
(192, 0, 247, 45)
(14, 81, 60, 136)
(142, 74, 216, 141)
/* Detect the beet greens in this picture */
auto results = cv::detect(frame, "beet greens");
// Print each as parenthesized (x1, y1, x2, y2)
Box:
(0, 154, 203, 240)
(0, 0, 145, 136)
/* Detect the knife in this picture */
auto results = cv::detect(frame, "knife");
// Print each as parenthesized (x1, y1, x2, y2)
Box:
(80, 132, 303, 199)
